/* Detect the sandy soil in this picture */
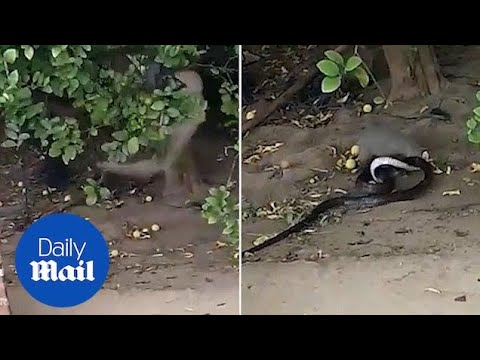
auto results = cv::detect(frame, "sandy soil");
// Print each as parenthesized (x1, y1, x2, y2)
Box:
(243, 253, 480, 315)
(0, 127, 239, 315)
(241, 45, 480, 315)
(7, 270, 237, 315)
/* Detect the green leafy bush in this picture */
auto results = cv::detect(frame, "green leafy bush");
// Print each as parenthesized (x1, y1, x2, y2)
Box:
(0, 45, 206, 165)
(201, 184, 239, 246)
(0, 44, 239, 247)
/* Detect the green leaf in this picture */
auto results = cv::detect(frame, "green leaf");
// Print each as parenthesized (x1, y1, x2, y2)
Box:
(1, 140, 16, 148)
(127, 137, 139, 155)
(15, 87, 31, 100)
(77, 71, 90, 86)
(8, 70, 19, 86)
(138, 134, 149, 146)
(48, 146, 62, 158)
(101, 141, 119, 152)
(321, 76, 342, 93)
(67, 79, 80, 96)
(99, 187, 112, 200)
(62, 152, 70, 165)
(146, 110, 161, 120)
(167, 107, 180, 118)
(222, 226, 233, 235)
(121, 142, 129, 156)
(50, 78, 66, 97)
(40, 118, 52, 130)
(3, 49, 17, 64)
(32, 71, 40, 83)
(207, 216, 217, 225)
(51, 125, 67, 137)
(468, 129, 480, 144)
(65, 117, 77, 126)
(112, 130, 128, 141)
(467, 117, 477, 130)
(64, 145, 77, 161)
(351, 67, 370, 88)
(51, 46, 62, 58)
(151, 100, 165, 111)
(6, 123, 19, 132)
(205, 196, 220, 207)
(42, 75, 49, 86)
(345, 56, 363, 72)
(23, 46, 34, 60)
(18, 133, 30, 141)
(116, 152, 127, 163)
(86, 193, 98, 206)
(324, 50, 344, 66)
(86, 178, 97, 186)
(83, 185, 96, 196)
(316, 60, 340, 77)
(6, 130, 18, 140)
(473, 107, 480, 117)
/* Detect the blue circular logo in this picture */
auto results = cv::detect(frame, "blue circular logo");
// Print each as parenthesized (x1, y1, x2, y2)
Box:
(15, 213, 109, 308)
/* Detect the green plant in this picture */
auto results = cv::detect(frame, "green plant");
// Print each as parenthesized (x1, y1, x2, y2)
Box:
(316, 50, 370, 93)
(219, 81, 239, 132)
(201, 185, 239, 246)
(466, 91, 480, 144)
(82, 178, 112, 206)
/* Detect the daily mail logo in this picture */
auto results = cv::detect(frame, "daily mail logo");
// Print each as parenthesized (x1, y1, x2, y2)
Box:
(15, 213, 109, 308)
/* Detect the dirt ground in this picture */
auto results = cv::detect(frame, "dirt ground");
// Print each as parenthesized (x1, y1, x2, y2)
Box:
(0, 126, 239, 315)
(241, 45, 480, 315)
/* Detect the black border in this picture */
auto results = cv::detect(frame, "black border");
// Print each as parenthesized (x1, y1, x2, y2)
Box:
(1, 315, 478, 348)
(0, 7, 475, 44)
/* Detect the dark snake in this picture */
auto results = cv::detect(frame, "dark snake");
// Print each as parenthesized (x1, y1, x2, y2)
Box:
(242, 155, 433, 257)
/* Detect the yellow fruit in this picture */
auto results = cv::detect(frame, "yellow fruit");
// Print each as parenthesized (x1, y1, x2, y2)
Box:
(350, 145, 360, 157)
(363, 104, 372, 113)
(345, 158, 357, 170)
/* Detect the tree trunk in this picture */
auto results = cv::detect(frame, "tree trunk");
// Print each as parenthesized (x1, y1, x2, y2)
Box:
(383, 45, 448, 102)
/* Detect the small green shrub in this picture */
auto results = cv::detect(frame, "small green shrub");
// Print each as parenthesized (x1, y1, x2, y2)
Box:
(466, 91, 480, 144)
(201, 184, 239, 246)
(316, 50, 370, 93)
